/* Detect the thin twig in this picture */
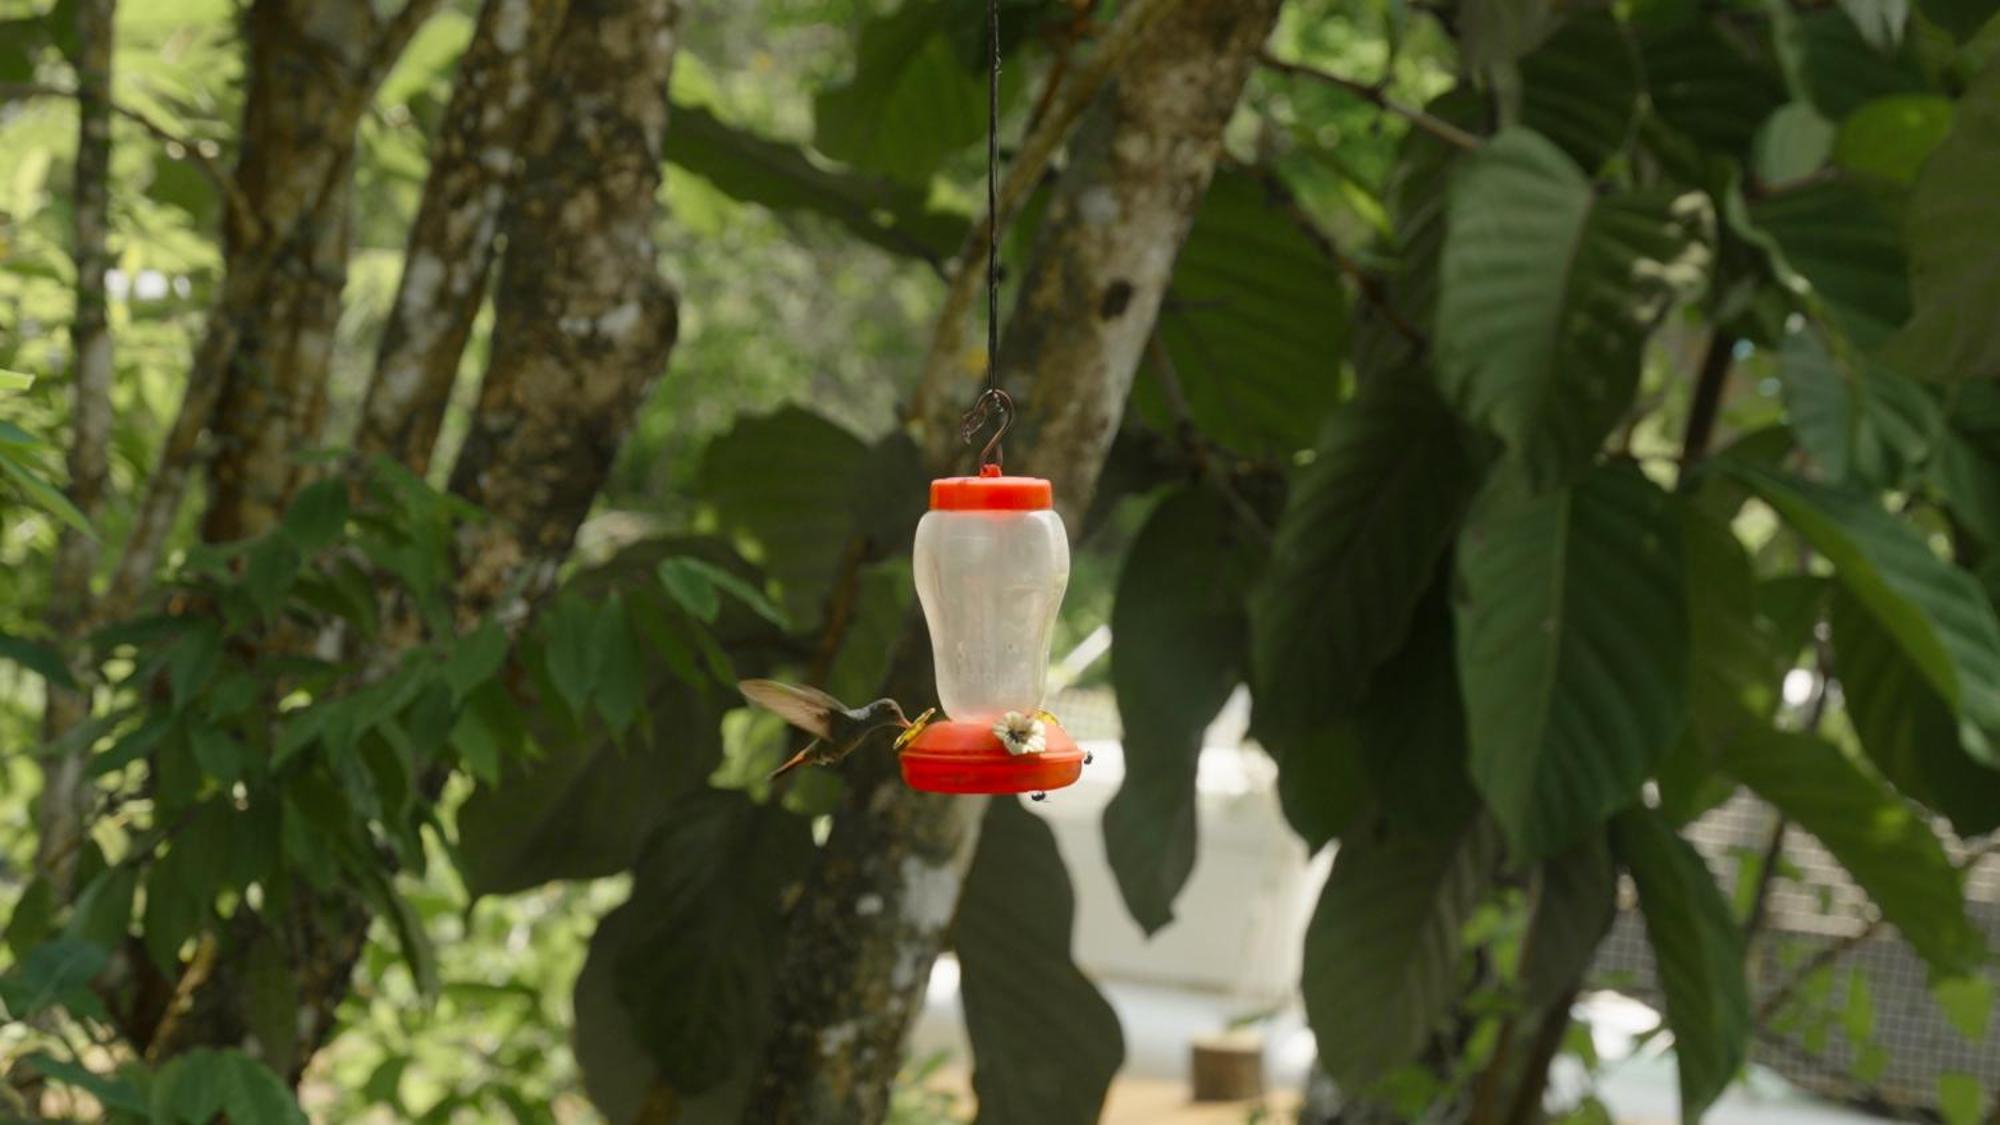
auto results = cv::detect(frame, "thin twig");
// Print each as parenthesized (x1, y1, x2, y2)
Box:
(1679, 328, 1738, 476)
(0, 81, 254, 233)
(1259, 53, 1483, 152)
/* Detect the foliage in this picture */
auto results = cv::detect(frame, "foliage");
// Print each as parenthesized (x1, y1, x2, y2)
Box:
(4, 0, 2000, 1122)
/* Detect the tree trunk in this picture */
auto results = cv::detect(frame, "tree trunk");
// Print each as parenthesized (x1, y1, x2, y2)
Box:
(748, 3, 1280, 1119)
(34, 0, 117, 894)
(445, 0, 682, 617)
(354, 0, 569, 475)
(143, 0, 682, 1071)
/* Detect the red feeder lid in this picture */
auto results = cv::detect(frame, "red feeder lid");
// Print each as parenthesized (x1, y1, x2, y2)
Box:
(900, 718, 1084, 795)
(930, 464, 1053, 512)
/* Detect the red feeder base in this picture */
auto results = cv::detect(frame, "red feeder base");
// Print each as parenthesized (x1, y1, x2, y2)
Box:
(900, 718, 1084, 795)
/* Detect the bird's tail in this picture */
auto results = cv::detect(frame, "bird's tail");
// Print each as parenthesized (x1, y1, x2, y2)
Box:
(767, 741, 820, 781)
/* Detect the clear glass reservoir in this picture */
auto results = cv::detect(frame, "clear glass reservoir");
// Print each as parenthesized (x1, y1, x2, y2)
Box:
(912, 480, 1070, 724)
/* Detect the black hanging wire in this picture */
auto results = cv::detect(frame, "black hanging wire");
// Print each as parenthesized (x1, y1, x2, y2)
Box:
(960, 0, 1012, 471)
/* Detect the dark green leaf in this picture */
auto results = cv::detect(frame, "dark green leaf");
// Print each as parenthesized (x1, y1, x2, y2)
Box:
(149, 1047, 307, 1125)
(24, 1054, 146, 1114)
(0, 937, 106, 1018)
(1518, 10, 1642, 173)
(542, 593, 601, 713)
(1915, 0, 1997, 38)
(0, 631, 74, 689)
(1724, 461, 2000, 745)
(1639, 21, 1787, 158)
(657, 557, 721, 623)
(1105, 487, 1263, 934)
(593, 596, 644, 736)
(1252, 377, 1477, 736)
(1749, 179, 1909, 350)
(1832, 591, 2000, 835)
(444, 620, 509, 704)
(1719, 722, 1985, 976)
(1521, 834, 1617, 1007)
(1884, 59, 2000, 381)
(1272, 722, 1368, 852)
(814, 0, 997, 184)
(280, 477, 350, 552)
(961, 798, 1124, 1125)
(1136, 169, 1349, 455)
(1611, 808, 1749, 1123)
(1301, 813, 1500, 1086)
(1351, 583, 1480, 834)
(1436, 129, 1707, 485)
(1456, 462, 1690, 858)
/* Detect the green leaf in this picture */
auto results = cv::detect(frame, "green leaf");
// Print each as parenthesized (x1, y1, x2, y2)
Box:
(961, 798, 1126, 1125)
(1611, 808, 1749, 1124)
(694, 406, 871, 624)
(1436, 129, 1707, 485)
(813, 0, 998, 184)
(1252, 376, 1477, 738)
(1915, 0, 1997, 38)
(1832, 591, 2000, 836)
(1940, 1073, 1987, 1125)
(149, 1048, 307, 1125)
(678, 556, 790, 630)
(596, 791, 812, 1095)
(1518, 10, 1643, 173)
(541, 593, 600, 713)
(1351, 583, 1480, 834)
(1458, 0, 1554, 73)
(1834, 94, 1954, 186)
(1685, 497, 1783, 754)
(1301, 813, 1500, 1086)
(458, 687, 722, 896)
(1638, 21, 1787, 158)
(656, 557, 721, 622)
(0, 453, 92, 536)
(444, 620, 509, 704)
(592, 597, 644, 736)
(1933, 973, 1993, 1040)
(1455, 462, 1690, 859)
(1105, 487, 1263, 934)
(1796, 9, 1928, 121)
(0, 630, 75, 688)
(1753, 103, 1835, 185)
(1719, 724, 1984, 975)
(0, 937, 107, 1018)
(449, 680, 516, 785)
(25, 1054, 146, 1115)
(168, 621, 223, 712)
(1749, 179, 1910, 350)
(1521, 834, 1617, 1007)
(1272, 722, 1368, 852)
(1136, 169, 1349, 456)
(280, 477, 350, 551)
(1884, 59, 2000, 381)
(1724, 461, 2000, 744)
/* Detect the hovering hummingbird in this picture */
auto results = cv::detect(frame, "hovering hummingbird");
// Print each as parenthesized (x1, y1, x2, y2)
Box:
(739, 679, 913, 780)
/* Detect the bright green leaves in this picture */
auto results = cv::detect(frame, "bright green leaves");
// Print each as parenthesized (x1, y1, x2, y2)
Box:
(1301, 813, 1501, 1086)
(1612, 809, 1749, 1124)
(960, 799, 1125, 1125)
(1251, 379, 1478, 739)
(1725, 461, 2000, 741)
(1104, 487, 1263, 935)
(1885, 58, 2000, 381)
(1456, 462, 1689, 859)
(1436, 129, 1708, 486)
(1135, 169, 1350, 456)
(1716, 724, 1986, 977)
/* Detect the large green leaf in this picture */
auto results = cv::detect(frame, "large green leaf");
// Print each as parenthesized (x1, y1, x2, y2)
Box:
(1638, 21, 1787, 158)
(1776, 329, 1941, 489)
(1136, 169, 1349, 456)
(149, 1048, 307, 1125)
(665, 100, 967, 261)
(1684, 497, 1782, 755)
(456, 688, 722, 896)
(1832, 591, 2000, 835)
(1521, 832, 1617, 1007)
(1796, 9, 1928, 122)
(1750, 179, 1910, 350)
(694, 407, 871, 623)
(1350, 583, 1479, 835)
(1612, 808, 1749, 1124)
(1916, 0, 1998, 38)
(585, 791, 812, 1097)
(1105, 487, 1263, 935)
(1455, 462, 1690, 859)
(1719, 722, 1985, 976)
(1517, 10, 1642, 173)
(1723, 461, 2000, 745)
(1301, 813, 1500, 1086)
(813, 0, 1007, 185)
(1436, 129, 1707, 485)
(1251, 377, 1478, 738)
(960, 798, 1124, 1125)
(1271, 722, 1368, 852)
(1885, 58, 2000, 381)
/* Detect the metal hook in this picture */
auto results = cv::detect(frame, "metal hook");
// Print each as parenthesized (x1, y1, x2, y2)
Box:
(958, 386, 1013, 470)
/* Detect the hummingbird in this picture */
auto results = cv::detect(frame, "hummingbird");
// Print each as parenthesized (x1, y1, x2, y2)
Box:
(738, 679, 913, 780)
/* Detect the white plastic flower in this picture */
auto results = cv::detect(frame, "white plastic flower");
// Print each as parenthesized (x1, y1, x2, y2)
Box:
(992, 711, 1047, 756)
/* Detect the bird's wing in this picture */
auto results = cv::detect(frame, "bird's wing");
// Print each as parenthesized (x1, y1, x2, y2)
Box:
(738, 679, 843, 738)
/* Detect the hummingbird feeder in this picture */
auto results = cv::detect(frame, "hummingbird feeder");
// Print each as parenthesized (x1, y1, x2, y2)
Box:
(895, 0, 1083, 796)
(900, 460, 1085, 795)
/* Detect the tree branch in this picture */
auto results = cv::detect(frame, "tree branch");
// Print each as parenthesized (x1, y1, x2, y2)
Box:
(905, 0, 1184, 453)
(1259, 53, 1484, 153)
(33, 0, 117, 896)
(355, 0, 569, 474)
(1679, 327, 1738, 473)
